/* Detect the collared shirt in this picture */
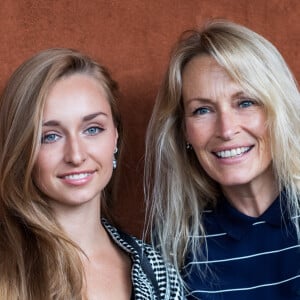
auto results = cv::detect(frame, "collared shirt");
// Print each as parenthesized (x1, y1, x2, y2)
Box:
(182, 194, 300, 299)
(102, 220, 184, 300)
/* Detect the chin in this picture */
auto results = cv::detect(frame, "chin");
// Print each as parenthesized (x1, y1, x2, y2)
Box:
(219, 178, 253, 188)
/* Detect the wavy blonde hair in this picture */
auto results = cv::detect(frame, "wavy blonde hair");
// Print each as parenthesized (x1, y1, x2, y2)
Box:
(145, 20, 300, 278)
(0, 48, 122, 299)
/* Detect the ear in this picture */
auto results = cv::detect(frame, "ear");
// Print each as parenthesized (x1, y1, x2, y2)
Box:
(114, 128, 119, 148)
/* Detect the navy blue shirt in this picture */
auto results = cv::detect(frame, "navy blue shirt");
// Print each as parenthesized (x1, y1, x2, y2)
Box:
(182, 193, 300, 299)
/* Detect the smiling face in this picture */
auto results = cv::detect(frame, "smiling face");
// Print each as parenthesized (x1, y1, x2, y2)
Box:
(33, 74, 118, 211)
(182, 55, 274, 192)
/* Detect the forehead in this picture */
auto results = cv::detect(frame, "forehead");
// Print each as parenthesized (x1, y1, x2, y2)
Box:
(45, 74, 108, 107)
(182, 55, 241, 99)
(42, 74, 112, 119)
(183, 55, 231, 82)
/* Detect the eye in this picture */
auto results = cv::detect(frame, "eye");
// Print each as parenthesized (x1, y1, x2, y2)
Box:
(84, 126, 103, 136)
(41, 133, 60, 144)
(238, 99, 256, 108)
(192, 107, 211, 115)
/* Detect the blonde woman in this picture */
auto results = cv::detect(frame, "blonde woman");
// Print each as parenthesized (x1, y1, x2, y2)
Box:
(0, 48, 183, 299)
(145, 20, 300, 299)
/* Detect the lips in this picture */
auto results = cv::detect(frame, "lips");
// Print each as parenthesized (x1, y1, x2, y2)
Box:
(58, 170, 95, 186)
(214, 146, 252, 158)
(58, 170, 95, 180)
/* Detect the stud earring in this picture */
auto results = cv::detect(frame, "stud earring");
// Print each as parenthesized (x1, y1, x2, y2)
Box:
(186, 143, 192, 150)
(113, 147, 118, 169)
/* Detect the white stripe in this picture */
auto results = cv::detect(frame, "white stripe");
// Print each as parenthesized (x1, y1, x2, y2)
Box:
(186, 274, 300, 295)
(189, 217, 297, 238)
(189, 232, 227, 238)
(252, 220, 266, 225)
(185, 244, 300, 266)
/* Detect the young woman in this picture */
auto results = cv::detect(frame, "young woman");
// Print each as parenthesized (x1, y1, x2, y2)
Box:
(145, 20, 300, 299)
(0, 48, 183, 299)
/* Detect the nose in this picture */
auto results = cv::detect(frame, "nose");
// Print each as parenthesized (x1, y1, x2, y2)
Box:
(64, 135, 87, 165)
(216, 110, 239, 140)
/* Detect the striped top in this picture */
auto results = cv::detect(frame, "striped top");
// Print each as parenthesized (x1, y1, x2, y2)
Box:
(102, 220, 184, 300)
(182, 193, 300, 299)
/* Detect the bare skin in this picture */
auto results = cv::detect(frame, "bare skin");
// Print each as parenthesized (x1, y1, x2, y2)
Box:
(57, 201, 132, 300)
(34, 74, 132, 299)
(83, 242, 132, 300)
(80, 219, 132, 300)
(183, 55, 278, 217)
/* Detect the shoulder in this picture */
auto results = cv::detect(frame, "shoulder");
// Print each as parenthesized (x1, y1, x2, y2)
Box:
(135, 237, 183, 296)
(102, 219, 184, 299)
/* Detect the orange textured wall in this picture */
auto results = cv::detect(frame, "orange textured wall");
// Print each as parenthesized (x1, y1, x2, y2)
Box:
(1, 0, 299, 237)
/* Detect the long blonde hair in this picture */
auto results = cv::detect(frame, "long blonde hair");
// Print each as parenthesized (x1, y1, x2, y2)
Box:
(145, 20, 300, 278)
(0, 48, 122, 299)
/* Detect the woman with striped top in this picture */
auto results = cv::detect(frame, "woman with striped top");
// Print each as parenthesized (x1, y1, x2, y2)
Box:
(0, 48, 183, 299)
(145, 20, 300, 299)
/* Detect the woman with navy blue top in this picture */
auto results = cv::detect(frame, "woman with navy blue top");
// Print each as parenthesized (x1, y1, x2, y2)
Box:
(145, 20, 300, 299)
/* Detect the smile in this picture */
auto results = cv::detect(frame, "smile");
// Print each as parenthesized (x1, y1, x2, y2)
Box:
(62, 172, 93, 180)
(215, 146, 251, 158)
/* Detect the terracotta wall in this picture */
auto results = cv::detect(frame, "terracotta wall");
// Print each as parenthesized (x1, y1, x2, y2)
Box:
(1, 0, 299, 236)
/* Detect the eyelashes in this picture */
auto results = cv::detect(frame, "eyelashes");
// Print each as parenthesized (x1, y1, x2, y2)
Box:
(41, 133, 61, 144)
(41, 126, 105, 144)
(190, 98, 260, 117)
(84, 126, 105, 135)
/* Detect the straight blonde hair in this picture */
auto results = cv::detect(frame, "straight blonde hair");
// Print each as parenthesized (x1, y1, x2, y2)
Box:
(0, 48, 122, 299)
(145, 20, 300, 278)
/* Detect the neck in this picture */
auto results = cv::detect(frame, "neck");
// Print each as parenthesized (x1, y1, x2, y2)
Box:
(221, 168, 279, 217)
(52, 199, 109, 256)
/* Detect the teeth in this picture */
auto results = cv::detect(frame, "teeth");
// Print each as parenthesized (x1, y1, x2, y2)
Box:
(216, 147, 250, 158)
(64, 173, 91, 180)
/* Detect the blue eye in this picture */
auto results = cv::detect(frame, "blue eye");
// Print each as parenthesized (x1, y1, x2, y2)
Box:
(41, 133, 60, 144)
(85, 126, 103, 136)
(239, 100, 255, 108)
(193, 107, 211, 115)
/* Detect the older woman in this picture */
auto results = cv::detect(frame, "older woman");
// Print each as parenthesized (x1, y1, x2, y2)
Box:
(145, 20, 300, 299)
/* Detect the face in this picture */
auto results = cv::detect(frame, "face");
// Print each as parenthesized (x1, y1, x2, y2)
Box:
(33, 74, 118, 211)
(182, 55, 273, 191)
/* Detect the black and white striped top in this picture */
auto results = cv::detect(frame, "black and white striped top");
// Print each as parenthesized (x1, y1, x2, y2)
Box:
(103, 220, 184, 300)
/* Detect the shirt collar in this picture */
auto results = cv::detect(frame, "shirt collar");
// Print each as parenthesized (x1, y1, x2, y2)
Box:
(215, 191, 287, 240)
(101, 218, 139, 257)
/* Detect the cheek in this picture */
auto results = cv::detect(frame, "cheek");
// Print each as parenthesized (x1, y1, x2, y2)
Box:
(185, 120, 209, 148)
(32, 152, 51, 183)
(250, 115, 270, 148)
(249, 109, 268, 132)
(34, 150, 49, 170)
(259, 130, 272, 161)
(89, 141, 114, 163)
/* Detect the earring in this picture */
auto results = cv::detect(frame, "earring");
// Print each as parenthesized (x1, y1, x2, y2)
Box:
(186, 143, 192, 150)
(113, 147, 118, 169)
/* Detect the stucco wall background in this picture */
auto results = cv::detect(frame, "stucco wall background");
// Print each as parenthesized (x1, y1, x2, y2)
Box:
(0, 0, 299, 236)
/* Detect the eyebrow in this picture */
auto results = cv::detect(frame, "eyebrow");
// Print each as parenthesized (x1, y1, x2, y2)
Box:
(42, 112, 108, 126)
(83, 112, 108, 121)
(185, 91, 247, 104)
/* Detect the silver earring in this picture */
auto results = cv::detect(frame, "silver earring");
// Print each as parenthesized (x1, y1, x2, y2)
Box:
(113, 147, 118, 169)
(186, 143, 192, 150)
